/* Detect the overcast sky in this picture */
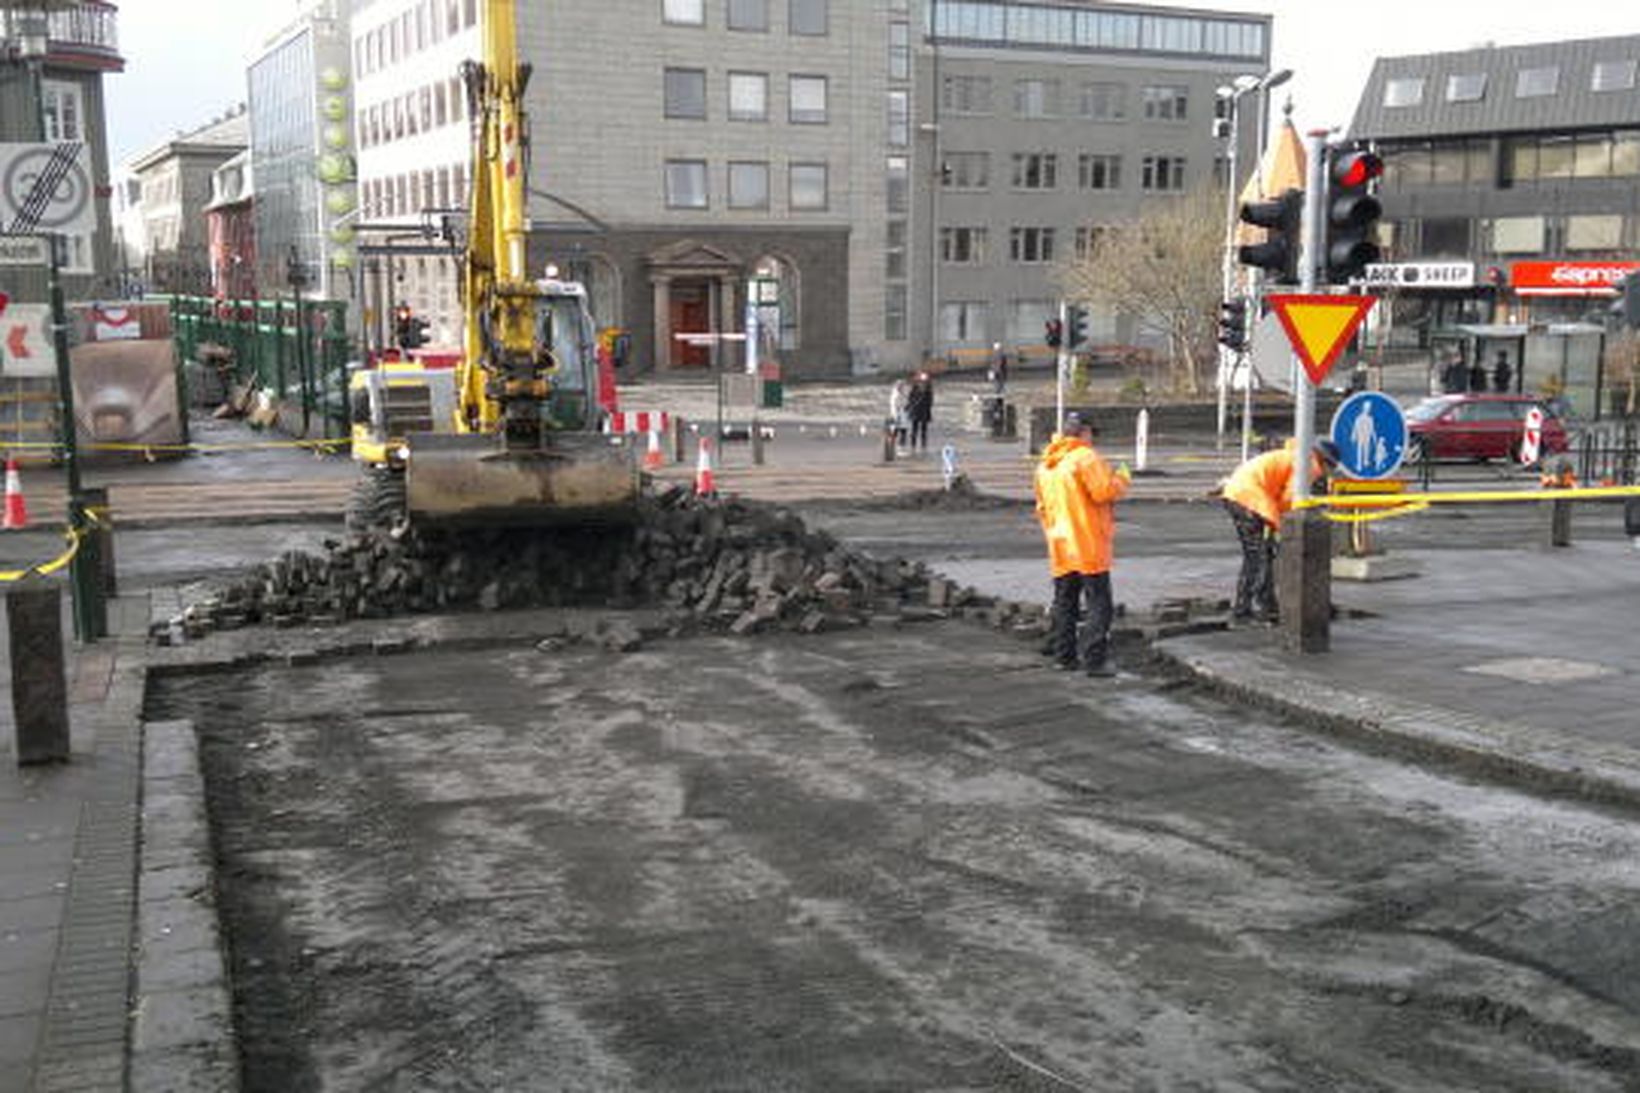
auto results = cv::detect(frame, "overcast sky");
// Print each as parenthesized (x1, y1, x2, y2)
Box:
(105, 0, 1640, 167)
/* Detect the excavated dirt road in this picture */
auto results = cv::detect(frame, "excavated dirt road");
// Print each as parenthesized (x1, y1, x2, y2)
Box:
(148, 620, 1640, 1092)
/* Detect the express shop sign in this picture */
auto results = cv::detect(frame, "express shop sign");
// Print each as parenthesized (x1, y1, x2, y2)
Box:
(1510, 260, 1640, 296)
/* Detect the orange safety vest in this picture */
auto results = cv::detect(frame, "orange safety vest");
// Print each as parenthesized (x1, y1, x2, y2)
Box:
(1223, 441, 1323, 530)
(1034, 434, 1129, 577)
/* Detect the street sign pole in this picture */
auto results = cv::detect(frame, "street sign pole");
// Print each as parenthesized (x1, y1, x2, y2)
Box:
(1054, 298, 1067, 432)
(1294, 131, 1327, 503)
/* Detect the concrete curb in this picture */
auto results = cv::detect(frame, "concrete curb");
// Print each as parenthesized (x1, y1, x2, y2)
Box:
(129, 717, 241, 1092)
(1155, 635, 1640, 811)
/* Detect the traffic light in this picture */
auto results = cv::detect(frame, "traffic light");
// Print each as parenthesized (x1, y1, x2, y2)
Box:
(1237, 187, 1303, 285)
(1324, 149, 1384, 284)
(1067, 306, 1089, 349)
(1044, 317, 1063, 348)
(1217, 299, 1248, 352)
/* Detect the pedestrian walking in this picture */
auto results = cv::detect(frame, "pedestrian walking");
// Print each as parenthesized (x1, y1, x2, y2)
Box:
(906, 371, 934, 453)
(1221, 438, 1339, 623)
(988, 343, 1009, 395)
(1033, 412, 1131, 677)
(887, 378, 910, 453)
(1492, 351, 1513, 394)
(1468, 360, 1488, 394)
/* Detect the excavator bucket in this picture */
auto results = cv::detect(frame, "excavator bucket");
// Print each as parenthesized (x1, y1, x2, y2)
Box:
(405, 431, 639, 526)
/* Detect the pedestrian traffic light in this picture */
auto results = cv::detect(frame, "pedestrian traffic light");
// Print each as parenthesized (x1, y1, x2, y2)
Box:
(1217, 299, 1248, 352)
(1324, 149, 1384, 284)
(1237, 187, 1303, 285)
(1067, 306, 1089, 349)
(1044, 317, 1063, 348)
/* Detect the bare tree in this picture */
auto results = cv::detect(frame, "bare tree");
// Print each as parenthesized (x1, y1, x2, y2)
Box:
(1056, 186, 1224, 396)
(1603, 329, 1640, 418)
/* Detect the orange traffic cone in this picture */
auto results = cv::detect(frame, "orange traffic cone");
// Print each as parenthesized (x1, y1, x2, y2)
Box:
(643, 428, 665, 471)
(3, 456, 27, 530)
(693, 437, 717, 498)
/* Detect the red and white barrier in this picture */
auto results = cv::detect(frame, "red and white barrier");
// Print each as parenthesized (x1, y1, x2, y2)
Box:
(604, 411, 672, 435)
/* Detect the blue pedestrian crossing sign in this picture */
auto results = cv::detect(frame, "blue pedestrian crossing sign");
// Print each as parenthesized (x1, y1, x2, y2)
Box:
(1329, 392, 1407, 480)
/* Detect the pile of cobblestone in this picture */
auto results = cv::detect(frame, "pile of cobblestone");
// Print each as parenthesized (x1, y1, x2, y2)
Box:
(153, 486, 1048, 646)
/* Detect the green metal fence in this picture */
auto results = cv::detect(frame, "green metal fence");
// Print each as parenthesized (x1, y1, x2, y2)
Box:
(169, 295, 353, 438)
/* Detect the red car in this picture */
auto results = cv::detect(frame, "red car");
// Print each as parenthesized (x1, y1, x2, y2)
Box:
(1405, 394, 1569, 462)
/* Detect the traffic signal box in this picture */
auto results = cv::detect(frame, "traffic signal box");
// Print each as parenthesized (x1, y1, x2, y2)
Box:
(1044, 317, 1063, 348)
(394, 305, 430, 350)
(1217, 299, 1248, 351)
(1324, 150, 1384, 285)
(1067, 306, 1088, 349)
(1237, 188, 1303, 285)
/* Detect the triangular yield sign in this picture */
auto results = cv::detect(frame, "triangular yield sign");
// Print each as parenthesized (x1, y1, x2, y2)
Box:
(1266, 294, 1376, 386)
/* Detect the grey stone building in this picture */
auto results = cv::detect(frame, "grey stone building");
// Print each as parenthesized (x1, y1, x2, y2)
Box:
(125, 108, 248, 295)
(912, 1, 1270, 366)
(0, 0, 123, 301)
(1350, 33, 1640, 414)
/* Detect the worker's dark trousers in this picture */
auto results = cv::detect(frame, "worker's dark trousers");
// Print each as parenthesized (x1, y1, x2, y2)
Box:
(909, 417, 930, 450)
(1225, 499, 1278, 619)
(1050, 571, 1113, 670)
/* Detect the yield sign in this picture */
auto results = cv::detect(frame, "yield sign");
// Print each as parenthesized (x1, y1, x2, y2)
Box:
(1266, 294, 1376, 386)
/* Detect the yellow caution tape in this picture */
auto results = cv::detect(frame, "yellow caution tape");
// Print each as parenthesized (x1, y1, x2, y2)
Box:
(2, 437, 349, 456)
(1300, 484, 1640, 509)
(0, 524, 82, 583)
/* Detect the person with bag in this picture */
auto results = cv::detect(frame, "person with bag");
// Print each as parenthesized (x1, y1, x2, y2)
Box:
(1221, 438, 1339, 623)
(1033, 412, 1130, 677)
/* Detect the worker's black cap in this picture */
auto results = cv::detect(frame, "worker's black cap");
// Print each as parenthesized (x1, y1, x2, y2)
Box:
(1062, 412, 1095, 435)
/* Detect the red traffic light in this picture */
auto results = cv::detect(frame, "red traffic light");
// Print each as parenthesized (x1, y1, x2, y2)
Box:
(1333, 151, 1383, 190)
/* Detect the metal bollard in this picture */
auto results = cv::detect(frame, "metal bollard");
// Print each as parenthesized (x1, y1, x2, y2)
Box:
(8, 576, 70, 765)
(671, 416, 687, 464)
(751, 415, 765, 466)
(882, 421, 897, 463)
(1543, 498, 1573, 548)
(82, 486, 117, 597)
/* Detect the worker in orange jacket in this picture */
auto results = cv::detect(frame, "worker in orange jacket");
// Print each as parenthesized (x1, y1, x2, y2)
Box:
(1034, 412, 1130, 676)
(1222, 438, 1339, 622)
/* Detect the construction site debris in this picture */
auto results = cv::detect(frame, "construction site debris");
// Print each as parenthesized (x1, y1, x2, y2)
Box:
(153, 487, 1048, 647)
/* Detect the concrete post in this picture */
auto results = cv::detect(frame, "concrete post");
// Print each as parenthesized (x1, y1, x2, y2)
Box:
(1544, 498, 1573, 548)
(1277, 510, 1331, 654)
(8, 577, 70, 765)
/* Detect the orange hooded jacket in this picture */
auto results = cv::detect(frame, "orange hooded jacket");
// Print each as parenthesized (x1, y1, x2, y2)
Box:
(1223, 439, 1323, 530)
(1034, 434, 1129, 577)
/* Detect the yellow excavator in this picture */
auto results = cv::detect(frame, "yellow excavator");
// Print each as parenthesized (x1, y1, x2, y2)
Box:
(347, 0, 636, 530)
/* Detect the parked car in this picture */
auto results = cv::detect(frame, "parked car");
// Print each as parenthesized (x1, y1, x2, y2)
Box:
(1404, 393, 1570, 462)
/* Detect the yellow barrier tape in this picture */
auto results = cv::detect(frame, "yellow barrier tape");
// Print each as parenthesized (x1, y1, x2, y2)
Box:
(1299, 484, 1640, 510)
(3, 438, 349, 456)
(0, 525, 82, 583)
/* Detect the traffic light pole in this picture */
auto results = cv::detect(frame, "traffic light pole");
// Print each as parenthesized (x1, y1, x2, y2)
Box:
(1054, 299, 1068, 431)
(1279, 129, 1333, 654)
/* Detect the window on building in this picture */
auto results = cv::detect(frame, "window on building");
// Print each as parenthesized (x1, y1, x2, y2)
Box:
(665, 159, 708, 207)
(942, 152, 989, 189)
(790, 75, 828, 123)
(1140, 155, 1187, 191)
(1420, 217, 1470, 256)
(1446, 73, 1487, 102)
(886, 219, 907, 279)
(888, 90, 910, 146)
(1074, 225, 1107, 260)
(435, 82, 448, 127)
(790, 162, 828, 209)
(1009, 227, 1055, 263)
(1614, 131, 1640, 176)
(663, 0, 704, 24)
(942, 75, 992, 115)
(1490, 216, 1545, 253)
(1383, 77, 1424, 108)
(1077, 153, 1121, 190)
(1537, 136, 1574, 179)
(1516, 65, 1559, 98)
(729, 72, 768, 121)
(1011, 152, 1057, 189)
(420, 86, 433, 130)
(940, 227, 987, 264)
(885, 285, 907, 341)
(1592, 59, 1638, 93)
(1565, 214, 1623, 251)
(889, 22, 910, 80)
(728, 0, 768, 31)
(1141, 84, 1188, 121)
(728, 161, 770, 208)
(664, 68, 707, 118)
(886, 156, 908, 213)
(1574, 135, 1612, 177)
(41, 80, 83, 141)
(940, 301, 988, 344)
(1078, 81, 1126, 121)
(790, 0, 827, 35)
(1013, 79, 1060, 118)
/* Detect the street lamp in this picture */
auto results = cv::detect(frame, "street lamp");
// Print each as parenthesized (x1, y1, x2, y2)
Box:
(1215, 68, 1294, 453)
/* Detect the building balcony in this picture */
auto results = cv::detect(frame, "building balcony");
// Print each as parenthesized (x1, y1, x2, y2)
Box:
(1, 1, 123, 73)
